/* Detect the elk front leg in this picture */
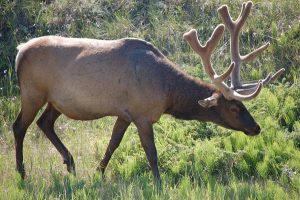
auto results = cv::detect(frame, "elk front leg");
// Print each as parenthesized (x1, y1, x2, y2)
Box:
(37, 104, 75, 175)
(98, 117, 130, 175)
(135, 119, 160, 181)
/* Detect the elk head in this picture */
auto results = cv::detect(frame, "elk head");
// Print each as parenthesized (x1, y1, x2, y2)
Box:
(183, 1, 284, 136)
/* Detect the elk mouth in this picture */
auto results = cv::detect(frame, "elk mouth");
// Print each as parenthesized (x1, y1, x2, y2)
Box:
(244, 124, 261, 136)
(215, 121, 261, 136)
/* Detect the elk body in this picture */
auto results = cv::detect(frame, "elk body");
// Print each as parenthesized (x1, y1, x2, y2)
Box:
(13, 1, 283, 180)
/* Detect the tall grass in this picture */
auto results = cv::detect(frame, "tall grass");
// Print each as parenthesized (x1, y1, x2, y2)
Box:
(0, 0, 299, 199)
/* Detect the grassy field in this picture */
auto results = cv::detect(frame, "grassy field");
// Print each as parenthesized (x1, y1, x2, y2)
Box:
(0, 0, 300, 199)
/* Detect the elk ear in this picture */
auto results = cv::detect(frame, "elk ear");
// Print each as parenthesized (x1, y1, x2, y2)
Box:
(198, 93, 221, 108)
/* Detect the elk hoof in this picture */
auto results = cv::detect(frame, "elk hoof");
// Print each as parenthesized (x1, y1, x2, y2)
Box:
(96, 164, 106, 177)
(16, 163, 26, 179)
(67, 164, 76, 176)
(63, 159, 76, 176)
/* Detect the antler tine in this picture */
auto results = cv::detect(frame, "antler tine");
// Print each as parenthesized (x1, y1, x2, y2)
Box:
(183, 25, 225, 59)
(235, 1, 252, 32)
(217, 5, 234, 32)
(183, 25, 226, 79)
(241, 43, 270, 63)
(270, 68, 285, 82)
(184, 24, 262, 101)
(215, 62, 235, 83)
(234, 68, 285, 95)
(236, 74, 271, 94)
(237, 68, 285, 93)
(230, 81, 262, 101)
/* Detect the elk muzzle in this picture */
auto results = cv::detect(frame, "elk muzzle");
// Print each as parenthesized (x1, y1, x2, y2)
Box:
(244, 123, 261, 136)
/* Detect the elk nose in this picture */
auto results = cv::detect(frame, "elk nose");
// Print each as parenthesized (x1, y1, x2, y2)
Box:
(254, 124, 261, 134)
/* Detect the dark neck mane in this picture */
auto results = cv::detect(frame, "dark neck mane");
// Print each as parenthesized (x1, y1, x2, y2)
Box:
(164, 67, 219, 121)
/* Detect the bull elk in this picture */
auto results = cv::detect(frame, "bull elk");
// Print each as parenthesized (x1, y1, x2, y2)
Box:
(13, 1, 284, 180)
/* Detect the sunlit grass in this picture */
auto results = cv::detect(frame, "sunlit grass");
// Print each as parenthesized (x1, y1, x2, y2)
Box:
(1, 86, 300, 199)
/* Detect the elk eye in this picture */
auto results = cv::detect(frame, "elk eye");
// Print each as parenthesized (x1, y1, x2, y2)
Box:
(230, 106, 239, 113)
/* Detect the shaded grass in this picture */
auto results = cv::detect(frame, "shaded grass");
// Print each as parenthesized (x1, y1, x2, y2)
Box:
(1, 0, 299, 82)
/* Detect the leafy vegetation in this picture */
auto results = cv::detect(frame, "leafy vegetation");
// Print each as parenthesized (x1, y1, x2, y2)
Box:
(0, 0, 299, 199)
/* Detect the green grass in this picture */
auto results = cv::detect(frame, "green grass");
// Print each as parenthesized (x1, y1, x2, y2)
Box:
(0, 0, 300, 199)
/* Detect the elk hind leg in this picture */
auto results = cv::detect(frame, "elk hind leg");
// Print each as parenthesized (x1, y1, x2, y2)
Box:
(36, 103, 76, 175)
(13, 93, 46, 179)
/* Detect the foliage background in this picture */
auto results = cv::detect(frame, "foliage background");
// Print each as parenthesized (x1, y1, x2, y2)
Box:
(0, 0, 299, 199)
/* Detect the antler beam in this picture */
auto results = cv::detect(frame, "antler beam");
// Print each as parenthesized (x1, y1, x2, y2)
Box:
(217, 1, 284, 94)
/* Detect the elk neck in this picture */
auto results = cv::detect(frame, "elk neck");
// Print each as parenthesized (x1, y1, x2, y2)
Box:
(164, 68, 221, 122)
